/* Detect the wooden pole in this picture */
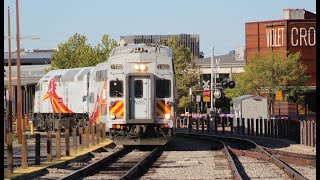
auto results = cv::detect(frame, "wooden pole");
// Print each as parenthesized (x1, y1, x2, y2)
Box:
(91, 123, 95, 146)
(72, 127, 77, 153)
(79, 126, 83, 150)
(56, 126, 61, 160)
(86, 122, 90, 148)
(96, 123, 100, 145)
(6, 132, 13, 175)
(21, 133, 28, 168)
(65, 128, 70, 156)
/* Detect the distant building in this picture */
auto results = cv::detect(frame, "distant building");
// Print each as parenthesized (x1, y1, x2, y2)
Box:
(4, 49, 53, 117)
(245, 9, 316, 114)
(120, 34, 200, 59)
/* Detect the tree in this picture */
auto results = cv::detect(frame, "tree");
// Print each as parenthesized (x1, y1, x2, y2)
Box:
(224, 50, 309, 110)
(47, 33, 117, 72)
(165, 36, 200, 112)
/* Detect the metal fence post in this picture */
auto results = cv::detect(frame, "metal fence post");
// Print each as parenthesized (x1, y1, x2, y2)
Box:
(303, 120, 307, 146)
(86, 122, 90, 148)
(255, 119, 259, 136)
(79, 126, 83, 150)
(222, 117, 225, 134)
(259, 118, 263, 137)
(247, 118, 250, 135)
(251, 118, 254, 136)
(237, 118, 240, 134)
(230, 117, 233, 134)
(196, 117, 199, 133)
(271, 118, 274, 138)
(35, 133, 40, 165)
(201, 117, 204, 133)
(242, 118, 245, 135)
(47, 131, 52, 162)
(214, 116, 218, 134)
(310, 120, 314, 147)
(264, 119, 267, 137)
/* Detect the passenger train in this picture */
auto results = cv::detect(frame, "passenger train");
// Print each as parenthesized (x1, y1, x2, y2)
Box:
(33, 43, 177, 145)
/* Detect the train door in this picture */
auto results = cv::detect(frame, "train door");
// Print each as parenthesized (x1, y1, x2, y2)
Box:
(129, 76, 151, 119)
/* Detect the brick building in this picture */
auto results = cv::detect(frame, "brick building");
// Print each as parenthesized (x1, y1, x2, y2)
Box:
(245, 9, 316, 115)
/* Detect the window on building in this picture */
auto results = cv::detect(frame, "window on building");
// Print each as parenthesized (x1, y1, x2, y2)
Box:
(156, 79, 171, 98)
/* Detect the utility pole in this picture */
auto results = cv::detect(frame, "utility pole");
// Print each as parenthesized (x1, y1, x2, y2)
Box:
(8, 6, 13, 134)
(16, 0, 22, 144)
(7, 6, 14, 176)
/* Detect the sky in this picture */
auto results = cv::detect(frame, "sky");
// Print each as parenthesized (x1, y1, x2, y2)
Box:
(3, 0, 316, 57)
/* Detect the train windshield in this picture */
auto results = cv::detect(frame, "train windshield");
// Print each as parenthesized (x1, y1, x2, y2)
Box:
(110, 80, 123, 97)
(156, 79, 171, 98)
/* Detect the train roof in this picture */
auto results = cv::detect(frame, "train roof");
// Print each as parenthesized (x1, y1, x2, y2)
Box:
(40, 67, 93, 82)
(110, 43, 172, 58)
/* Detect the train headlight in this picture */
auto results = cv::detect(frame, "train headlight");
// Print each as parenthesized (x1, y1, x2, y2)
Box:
(139, 64, 147, 71)
(134, 64, 140, 70)
(110, 101, 115, 106)
(165, 113, 170, 120)
(110, 114, 116, 120)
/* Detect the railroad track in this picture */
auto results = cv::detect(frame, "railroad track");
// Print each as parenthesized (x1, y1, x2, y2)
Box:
(140, 134, 241, 179)
(60, 145, 164, 180)
(10, 143, 118, 180)
(176, 133, 313, 180)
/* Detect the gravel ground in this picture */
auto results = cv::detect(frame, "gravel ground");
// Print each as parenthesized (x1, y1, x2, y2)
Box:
(234, 156, 290, 179)
(141, 136, 233, 179)
(34, 150, 117, 179)
(85, 151, 151, 180)
(288, 163, 316, 180)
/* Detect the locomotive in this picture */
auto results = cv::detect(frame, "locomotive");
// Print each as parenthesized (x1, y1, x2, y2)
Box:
(33, 43, 177, 145)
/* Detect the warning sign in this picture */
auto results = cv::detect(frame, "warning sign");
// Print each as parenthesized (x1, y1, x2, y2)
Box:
(275, 90, 283, 101)
(203, 96, 210, 102)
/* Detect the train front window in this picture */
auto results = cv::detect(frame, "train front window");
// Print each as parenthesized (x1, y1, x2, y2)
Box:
(134, 80, 143, 98)
(156, 79, 171, 98)
(110, 80, 123, 97)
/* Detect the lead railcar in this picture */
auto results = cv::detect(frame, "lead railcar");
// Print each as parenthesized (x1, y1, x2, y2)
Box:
(34, 43, 177, 145)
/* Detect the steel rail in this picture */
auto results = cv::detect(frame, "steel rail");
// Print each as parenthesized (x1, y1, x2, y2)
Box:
(202, 134, 308, 180)
(10, 144, 117, 180)
(119, 144, 166, 179)
(176, 134, 243, 180)
(262, 146, 316, 160)
(59, 147, 131, 180)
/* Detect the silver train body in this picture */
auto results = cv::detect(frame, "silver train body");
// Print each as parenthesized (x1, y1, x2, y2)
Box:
(34, 44, 177, 145)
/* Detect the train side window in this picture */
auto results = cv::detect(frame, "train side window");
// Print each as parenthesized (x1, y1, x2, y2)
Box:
(134, 80, 143, 98)
(110, 80, 123, 97)
(156, 79, 171, 98)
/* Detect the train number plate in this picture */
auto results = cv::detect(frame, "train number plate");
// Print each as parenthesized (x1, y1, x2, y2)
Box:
(135, 100, 145, 105)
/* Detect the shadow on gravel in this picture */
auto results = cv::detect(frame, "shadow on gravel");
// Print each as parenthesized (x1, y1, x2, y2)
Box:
(228, 149, 250, 180)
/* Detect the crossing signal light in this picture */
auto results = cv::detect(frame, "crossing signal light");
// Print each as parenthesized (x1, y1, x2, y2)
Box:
(221, 80, 229, 89)
(221, 80, 236, 89)
(229, 81, 235, 89)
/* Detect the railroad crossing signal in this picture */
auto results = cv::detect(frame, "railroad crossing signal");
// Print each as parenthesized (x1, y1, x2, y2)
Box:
(202, 80, 210, 89)
(203, 96, 210, 102)
(203, 90, 210, 96)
